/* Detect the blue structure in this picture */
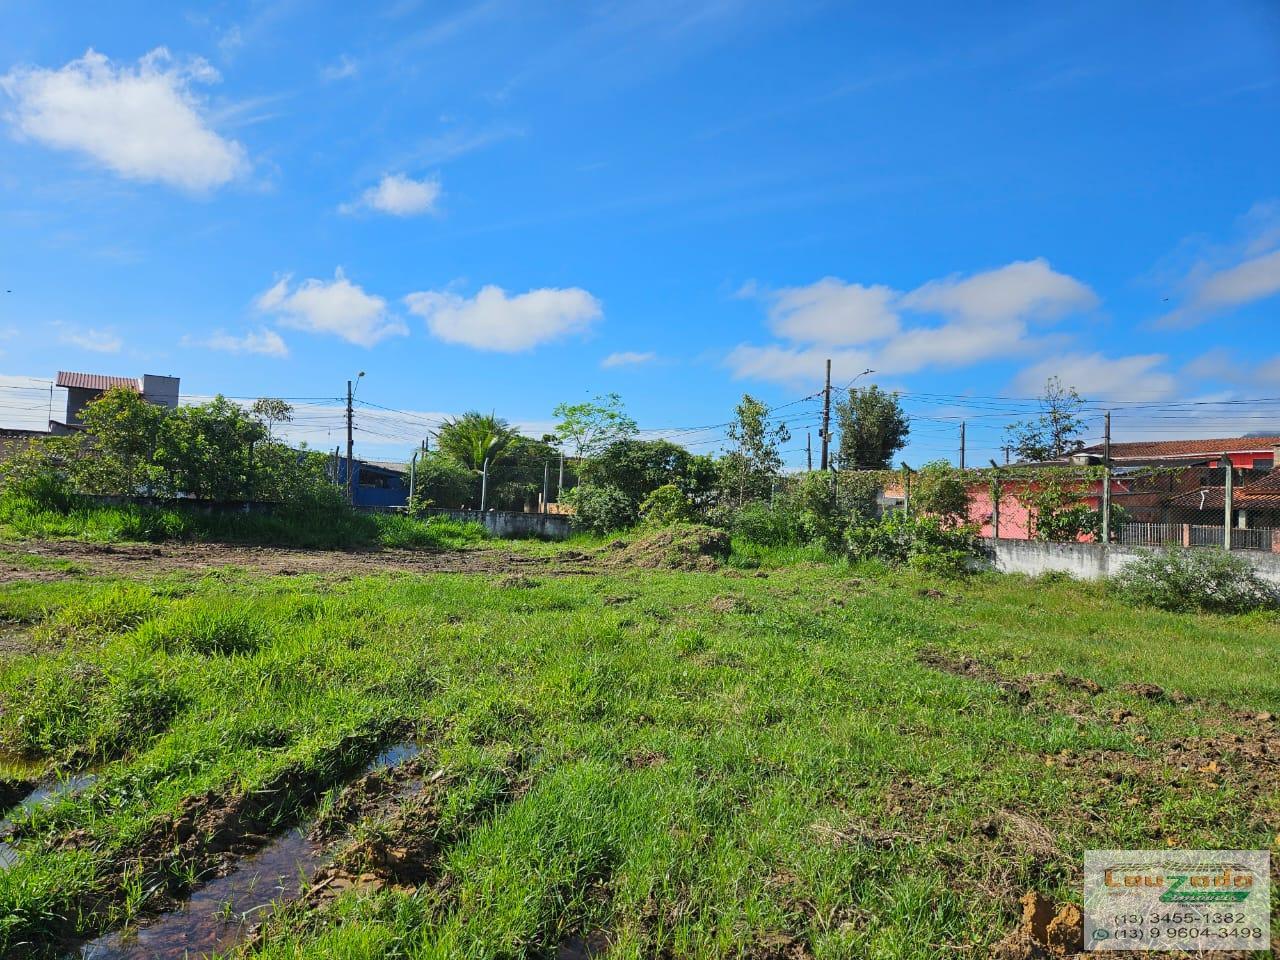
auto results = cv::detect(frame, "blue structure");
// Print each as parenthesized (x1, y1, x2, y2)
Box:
(334, 457, 409, 508)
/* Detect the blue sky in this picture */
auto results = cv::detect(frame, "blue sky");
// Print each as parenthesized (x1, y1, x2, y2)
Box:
(1, 0, 1279, 466)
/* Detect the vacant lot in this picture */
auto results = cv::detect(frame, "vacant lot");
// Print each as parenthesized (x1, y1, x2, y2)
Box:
(0, 538, 1276, 959)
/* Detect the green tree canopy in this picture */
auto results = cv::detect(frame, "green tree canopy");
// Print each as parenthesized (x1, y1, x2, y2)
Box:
(835, 385, 909, 470)
(721, 394, 790, 504)
(552, 393, 637, 460)
(579, 438, 714, 507)
(436, 412, 517, 471)
(1005, 377, 1086, 462)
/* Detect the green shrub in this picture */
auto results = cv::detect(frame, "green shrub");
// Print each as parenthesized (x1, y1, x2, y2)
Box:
(638, 484, 695, 526)
(729, 500, 798, 547)
(564, 484, 636, 534)
(1110, 548, 1279, 614)
(845, 511, 982, 576)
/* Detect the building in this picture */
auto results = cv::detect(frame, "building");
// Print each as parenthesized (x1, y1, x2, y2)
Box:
(51, 371, 180, 433)
(333, 456, 410, 508)
(886, 434, 1280, 546)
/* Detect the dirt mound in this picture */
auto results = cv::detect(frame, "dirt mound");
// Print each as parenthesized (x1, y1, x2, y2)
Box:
(603, 525, 730, 571)
(991, 891, 1083, 959)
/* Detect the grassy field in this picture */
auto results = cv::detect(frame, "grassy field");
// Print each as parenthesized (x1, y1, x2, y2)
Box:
(0, 539, 1275, 958)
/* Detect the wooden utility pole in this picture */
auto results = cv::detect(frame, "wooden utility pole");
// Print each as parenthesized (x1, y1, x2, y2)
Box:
(345, 379, 354, 503)
(806, 432, 812, 471)
(1101, 411, 1112, 544)
(819, 358, 832, 471)
(959, 421, 966, 470)
(1223, 453, 1233, 550)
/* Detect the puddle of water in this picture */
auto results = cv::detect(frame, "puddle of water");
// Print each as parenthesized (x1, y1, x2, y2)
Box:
(369, 740, 420, 770)
(79, 826, 325, 959)
(0, 772, 97, 869)
(77, 740, 422, 960)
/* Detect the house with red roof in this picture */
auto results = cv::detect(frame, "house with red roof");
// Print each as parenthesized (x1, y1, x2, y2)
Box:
(51, 371, 180, 433)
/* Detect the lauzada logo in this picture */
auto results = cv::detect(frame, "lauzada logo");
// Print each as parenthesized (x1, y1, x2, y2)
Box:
(1102, 864, 1256, 904)
(1160, 869, 1254, 904)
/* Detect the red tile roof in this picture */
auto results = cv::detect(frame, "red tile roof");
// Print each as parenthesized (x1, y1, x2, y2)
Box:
(1080, 436, 1280, 460)
(1165, 471, 1280, 511)
(55, 371, 140, 392)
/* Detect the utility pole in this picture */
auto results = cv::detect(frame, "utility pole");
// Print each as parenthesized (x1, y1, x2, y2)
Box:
(409, 450, 419, 508)
(480, 457, 490, 512)
(806, 432, 812, 471)
(542, 462, 550, 515)
(1223, 453, 1233, 551)
(901, 462, 912, 516)
(345, 379, 354, 503)
(819, 358, 832, 471)
(1003, 445, 1011, 465)
(558, 454, 565, 502)
(1101, 411, 1112, 544)
(959, 421, 966, 470)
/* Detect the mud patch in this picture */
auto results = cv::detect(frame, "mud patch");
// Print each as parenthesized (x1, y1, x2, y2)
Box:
(556, 928, 612, 959)
(990, 891, 1083, 959)
(0, 538, 594, 582)
(916, 649, 1032, 701)
(601, 526, 730, 572)
(707, 595, 752, 614)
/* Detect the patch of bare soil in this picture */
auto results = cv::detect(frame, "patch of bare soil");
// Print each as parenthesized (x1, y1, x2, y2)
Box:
(0, 538, 594, 580)
(601, 525, 730, 572)
(990, 891, 1083, 959)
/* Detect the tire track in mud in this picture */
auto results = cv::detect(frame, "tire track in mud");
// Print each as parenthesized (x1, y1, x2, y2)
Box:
(238, 749, 534, 956)
(6, 725, 400, 959)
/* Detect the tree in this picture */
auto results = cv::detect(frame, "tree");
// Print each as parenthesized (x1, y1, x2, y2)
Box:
(721, 394, 790, 505)
(76, 386, 166, 494)
(436, 412, 517, 471)
(250, 398, 294, 441)
(1005, 377, 1086, 462)
(552, 393, 637, 460)
(910, 461, 972, 527)
(154, 396, 266, 500)
(579, 438, 713, 508)
(835, 385, 909, 470)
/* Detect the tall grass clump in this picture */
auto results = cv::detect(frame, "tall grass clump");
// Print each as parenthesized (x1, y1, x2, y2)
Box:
(1110, 547, 1279, 614)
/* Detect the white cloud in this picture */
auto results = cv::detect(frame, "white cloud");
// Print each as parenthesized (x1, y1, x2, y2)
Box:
(899, 258, 1098, 323)
(59, 327, 122, 353)
(406, 285, 602, 352)
(1, 48, 248, 191)
(255, 270, 407, 347)
(190, 328, 288, 357)
(1166, 248, 1280, 326)
(1012, 352, 1177, 401)
(728, 259, 1097, 385)
(342, 173, 441, 217)
(724, 343, 876, 388)
(321, 54, 359, 81)
(761, 278, 899, 346)
(601, 350, 657, 368)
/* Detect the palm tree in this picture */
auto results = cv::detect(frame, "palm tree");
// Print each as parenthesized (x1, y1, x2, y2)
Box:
(436, 412, 517, 471)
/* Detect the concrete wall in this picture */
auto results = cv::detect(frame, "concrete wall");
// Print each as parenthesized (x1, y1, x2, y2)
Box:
(427, 507, 573, 540)
(980, 537, 1280, 587)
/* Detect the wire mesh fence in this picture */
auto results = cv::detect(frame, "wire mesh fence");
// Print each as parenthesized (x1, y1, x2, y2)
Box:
(1117, 521, 1279, 552)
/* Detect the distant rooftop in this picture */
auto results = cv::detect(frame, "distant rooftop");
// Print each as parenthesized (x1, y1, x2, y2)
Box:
(1077, 436, 1280, 461)
(55, 371, 140, 392)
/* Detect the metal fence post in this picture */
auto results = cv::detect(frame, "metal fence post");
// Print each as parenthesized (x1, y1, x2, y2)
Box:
(1223, 453, 1233, 551)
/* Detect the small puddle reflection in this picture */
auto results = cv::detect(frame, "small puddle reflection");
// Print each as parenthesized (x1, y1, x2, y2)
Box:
(79, 827, 324, 959)
(77, 740, 421, 960)
(0, 772, 96, 869)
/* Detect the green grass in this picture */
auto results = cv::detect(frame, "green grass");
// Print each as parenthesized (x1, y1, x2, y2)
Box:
(0, 552, 1275, 958)
(0, 496, 488, 551)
